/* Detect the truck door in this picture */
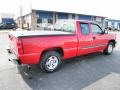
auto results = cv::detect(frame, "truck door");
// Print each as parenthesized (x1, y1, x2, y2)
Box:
(77, 22, 93, 56)
(90, 23, 108, 52)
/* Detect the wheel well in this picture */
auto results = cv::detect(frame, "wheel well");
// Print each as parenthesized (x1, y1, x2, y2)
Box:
(109, 40, 116, 47)
(41, 47, 64, 58)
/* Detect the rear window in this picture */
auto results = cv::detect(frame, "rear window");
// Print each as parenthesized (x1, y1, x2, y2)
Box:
(53, 20, 76, 33)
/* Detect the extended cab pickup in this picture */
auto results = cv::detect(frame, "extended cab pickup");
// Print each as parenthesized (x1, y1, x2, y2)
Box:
(7, 20, 116, 73)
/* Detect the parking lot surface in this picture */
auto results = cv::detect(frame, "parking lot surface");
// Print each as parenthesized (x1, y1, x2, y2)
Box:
(0, 30, 120, 90)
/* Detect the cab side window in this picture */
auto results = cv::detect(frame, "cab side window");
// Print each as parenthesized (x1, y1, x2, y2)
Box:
(80, 23, 90, 35)
(91, 24, 103, 34)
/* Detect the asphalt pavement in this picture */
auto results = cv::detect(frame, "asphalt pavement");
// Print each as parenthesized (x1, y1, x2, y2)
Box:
(0, 30, 120, 90)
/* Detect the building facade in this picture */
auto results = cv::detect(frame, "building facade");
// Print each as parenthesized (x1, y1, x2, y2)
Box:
(17, 10, 106, 30)
(105, 19, 120, 30)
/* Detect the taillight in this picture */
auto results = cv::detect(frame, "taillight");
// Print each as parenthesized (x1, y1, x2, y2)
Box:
(17, 39, 23, 54)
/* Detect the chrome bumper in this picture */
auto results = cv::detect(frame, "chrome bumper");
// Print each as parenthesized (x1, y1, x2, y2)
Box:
(7, 49, 21, 65)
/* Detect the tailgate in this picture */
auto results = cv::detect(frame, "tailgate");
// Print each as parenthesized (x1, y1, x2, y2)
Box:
(8, 34, 19, 56)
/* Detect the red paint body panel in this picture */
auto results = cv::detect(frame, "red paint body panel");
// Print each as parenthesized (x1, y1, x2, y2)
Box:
(21, 35, 78, 64)
(76, 21, 93, 55)
(8, 20, 116, 64)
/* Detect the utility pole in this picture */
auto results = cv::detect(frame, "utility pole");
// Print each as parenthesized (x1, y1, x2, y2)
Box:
(30, 0, 32, 11)
(20, 5, 23, 29)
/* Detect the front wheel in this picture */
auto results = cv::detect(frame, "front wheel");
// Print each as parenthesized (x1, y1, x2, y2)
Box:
(103, 42, 114, 55)
(39, 51, 62, 73)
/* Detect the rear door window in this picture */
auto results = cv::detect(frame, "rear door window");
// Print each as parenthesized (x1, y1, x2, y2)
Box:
(80, 23, 90, 35)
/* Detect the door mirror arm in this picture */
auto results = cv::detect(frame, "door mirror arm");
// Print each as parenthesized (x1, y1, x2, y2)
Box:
(102, 29, 108, 34)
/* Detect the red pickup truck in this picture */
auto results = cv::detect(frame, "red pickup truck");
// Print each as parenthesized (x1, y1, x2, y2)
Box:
(7, 20, 116, 73)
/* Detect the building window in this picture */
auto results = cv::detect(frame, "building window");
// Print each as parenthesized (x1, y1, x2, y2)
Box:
(79, 15, 91, 21)
(91, 17, 94, 21)
(37, 18, 53, 24)
(37, 19, 42, 23)
(58, 13, 68, 19)
(72, 14, 75, 19)
(37, 18, 53, 29)
(48, 19, 53, 24)
(96, 17, 102, 22)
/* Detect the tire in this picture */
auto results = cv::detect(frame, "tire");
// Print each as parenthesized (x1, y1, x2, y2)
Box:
(103, 42, 114, 55)
(39, 51, 62, 73)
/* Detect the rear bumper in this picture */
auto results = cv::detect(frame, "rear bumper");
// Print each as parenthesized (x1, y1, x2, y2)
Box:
(115, 41, 117, 47)
(6, 49, 39, 64)
(7, 49, 21, 65)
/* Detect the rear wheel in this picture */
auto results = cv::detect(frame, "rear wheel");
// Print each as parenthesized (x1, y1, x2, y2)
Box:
(39, 51, 62, 73)
(103, 42, 114, 55)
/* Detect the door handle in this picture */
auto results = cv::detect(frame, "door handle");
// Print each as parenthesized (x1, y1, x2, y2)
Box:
(93, 37, 96, 40)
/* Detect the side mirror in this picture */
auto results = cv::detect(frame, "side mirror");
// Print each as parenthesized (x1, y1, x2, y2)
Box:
(102, 29, 108, 34)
